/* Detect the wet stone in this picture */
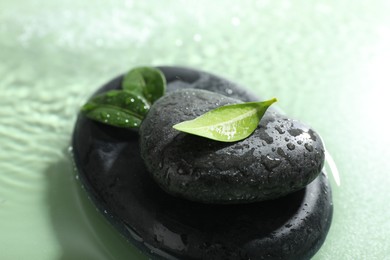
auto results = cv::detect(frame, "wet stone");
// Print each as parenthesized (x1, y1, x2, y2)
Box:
(140, 89, 325, 204)
(72, 66, 333, 260)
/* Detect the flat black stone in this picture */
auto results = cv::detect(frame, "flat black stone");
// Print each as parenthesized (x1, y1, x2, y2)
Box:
(72, 66, 333, 260)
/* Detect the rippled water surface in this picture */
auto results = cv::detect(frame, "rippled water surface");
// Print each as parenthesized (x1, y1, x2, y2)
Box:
(1, 0, 390, 259)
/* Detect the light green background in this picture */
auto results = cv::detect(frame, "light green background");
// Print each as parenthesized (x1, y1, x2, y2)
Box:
(1, 0, 390, 259)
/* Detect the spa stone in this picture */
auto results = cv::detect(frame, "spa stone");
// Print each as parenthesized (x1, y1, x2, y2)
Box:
(140, 89, 325, 204)
(72, 66, 332, 259)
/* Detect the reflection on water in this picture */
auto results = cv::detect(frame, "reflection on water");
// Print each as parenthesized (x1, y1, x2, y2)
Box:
(47, 149, 146, 260)
(324, 150, 340, 187)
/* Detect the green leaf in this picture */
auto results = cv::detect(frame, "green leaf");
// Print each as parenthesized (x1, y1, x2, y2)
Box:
(81, 66, 166, 128)
(122, 67, 166, 104)
(81, 90, 150, 128)
(172, 98, 277, 142)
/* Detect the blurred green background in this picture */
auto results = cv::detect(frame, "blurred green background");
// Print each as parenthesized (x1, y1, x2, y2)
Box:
(1, 0, 390, 259)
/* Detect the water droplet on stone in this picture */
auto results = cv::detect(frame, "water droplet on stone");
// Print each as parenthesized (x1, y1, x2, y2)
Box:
(288, 129, 303, 137)
(287, 143, 295, 150)
(165, 168, 173, 186)
(275, 126, 285, 134)
(261, 155, 282, 171)
(305, 143, 314, 152)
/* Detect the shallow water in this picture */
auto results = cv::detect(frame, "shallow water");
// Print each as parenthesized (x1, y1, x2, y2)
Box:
(1, 0, 390, 259)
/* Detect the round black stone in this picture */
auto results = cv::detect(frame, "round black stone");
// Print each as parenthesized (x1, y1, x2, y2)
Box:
(140, 89, 325, 204)
(72, 66, 333, 260)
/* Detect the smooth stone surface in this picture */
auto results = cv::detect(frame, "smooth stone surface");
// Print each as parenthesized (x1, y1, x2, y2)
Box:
(72, 66, 333, 259)
(140, 89, 325, 204)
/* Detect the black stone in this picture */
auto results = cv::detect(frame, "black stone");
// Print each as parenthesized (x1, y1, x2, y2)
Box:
(72, 66, 333, 260)
(140, 89, 325, 204)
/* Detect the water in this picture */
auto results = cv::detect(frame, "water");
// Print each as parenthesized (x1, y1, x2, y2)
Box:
(2, 0, 390, 259)
(1, 145, 145, 259)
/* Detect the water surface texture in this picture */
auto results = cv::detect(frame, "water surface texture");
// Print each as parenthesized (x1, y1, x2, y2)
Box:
(1, 0, 390, 259)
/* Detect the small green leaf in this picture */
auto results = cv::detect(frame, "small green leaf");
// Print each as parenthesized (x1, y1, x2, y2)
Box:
(122, 67, 166, 104)
(172, 98, 277, 142)
(81, 90, 150, 128)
